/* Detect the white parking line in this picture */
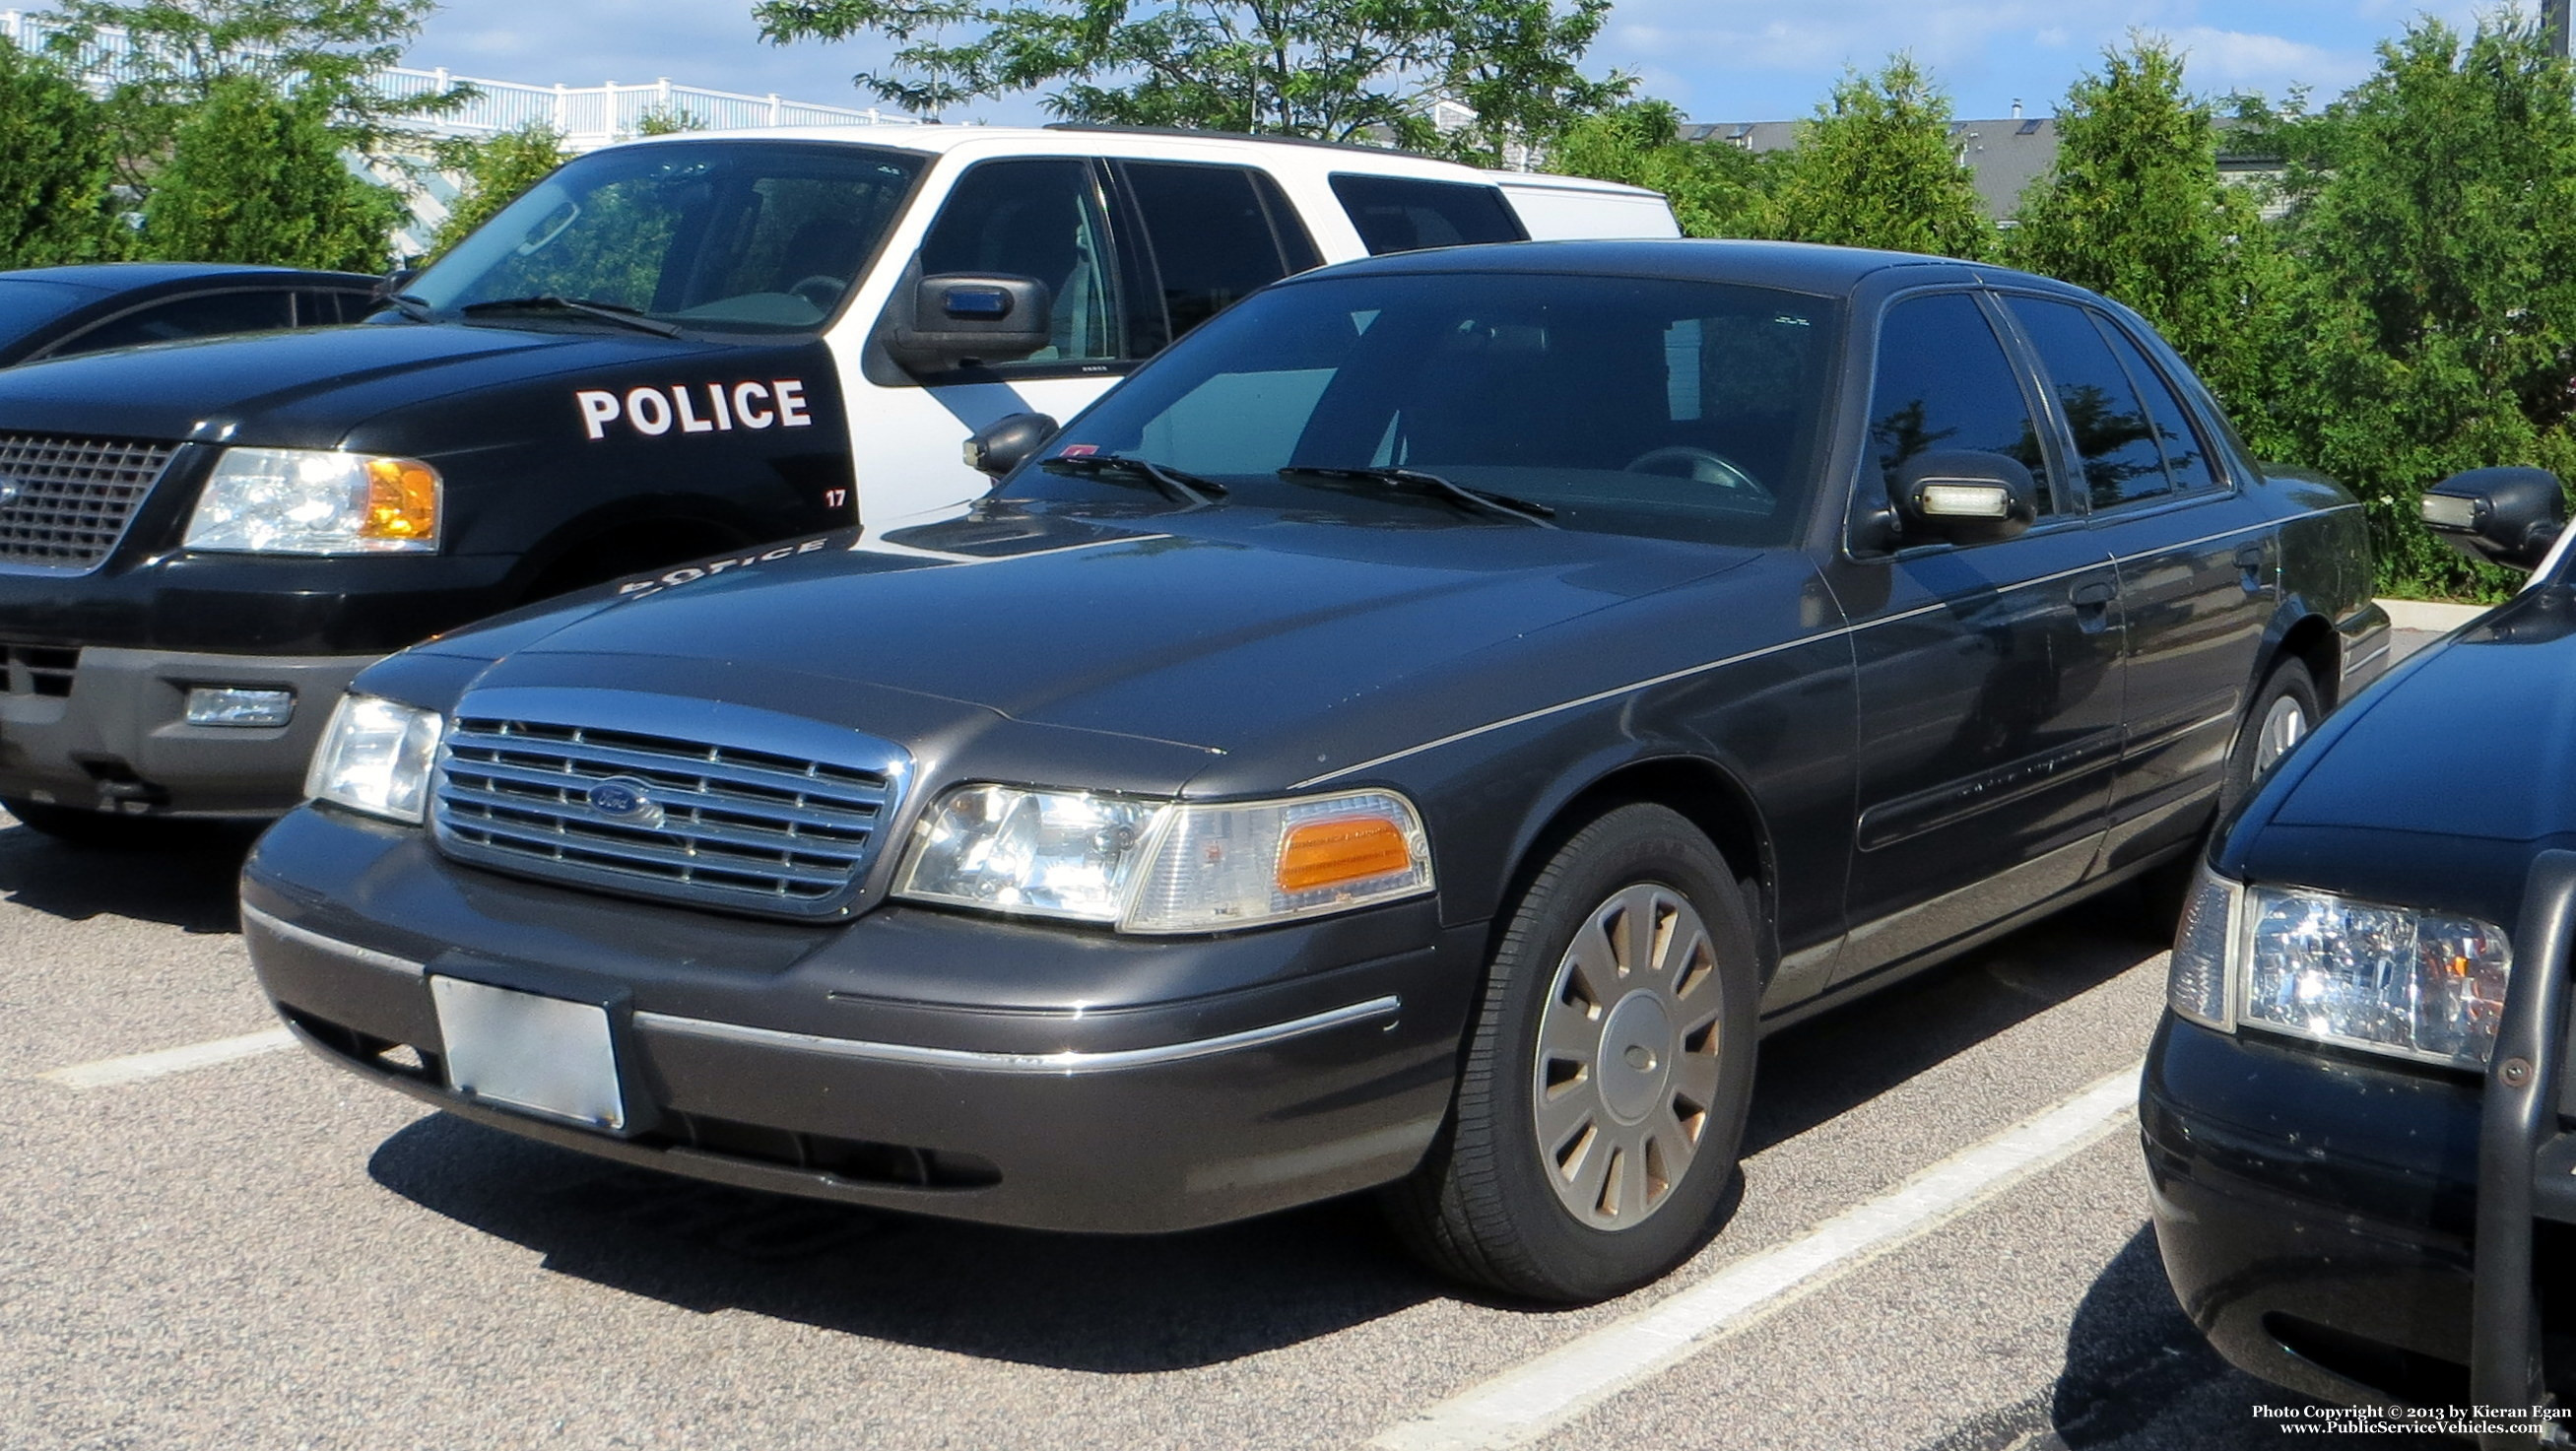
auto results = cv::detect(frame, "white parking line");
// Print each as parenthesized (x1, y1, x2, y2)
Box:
(1368, 1063, 2144, 1451)
(38, 1028, 297, 1088)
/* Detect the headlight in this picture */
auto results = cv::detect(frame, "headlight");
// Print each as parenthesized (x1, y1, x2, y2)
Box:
(2167, 865, 2512, 1069)
(304, 694, 443, 824)
(185, 447, 441, 555)
(894, 784, 1433, 933)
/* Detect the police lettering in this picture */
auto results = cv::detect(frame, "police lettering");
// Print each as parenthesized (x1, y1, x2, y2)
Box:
(615, 537, 832, 596)
(577, 380, 813, 440)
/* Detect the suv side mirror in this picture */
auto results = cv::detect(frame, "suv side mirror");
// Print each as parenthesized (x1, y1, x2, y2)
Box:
(2423, 466, 2566, 572)
(371, 266, 419, 301)
(962, 412, 1059, 479)
(1891, 451, 2038, 546)
(881, 273, 1053, 375)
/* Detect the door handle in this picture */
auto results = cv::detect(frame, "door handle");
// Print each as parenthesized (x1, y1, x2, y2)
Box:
(2234, 544, 2267, 569)
(2072, 581, 2117, 608)
(2236, 542, 2270, 593)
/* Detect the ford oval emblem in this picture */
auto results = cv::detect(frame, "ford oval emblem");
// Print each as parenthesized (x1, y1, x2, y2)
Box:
(586, 775, 665, 828)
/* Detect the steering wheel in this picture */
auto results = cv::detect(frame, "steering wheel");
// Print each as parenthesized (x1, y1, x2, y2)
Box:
(789, 275, 849, 312)
(1623, 446, 1773, 506)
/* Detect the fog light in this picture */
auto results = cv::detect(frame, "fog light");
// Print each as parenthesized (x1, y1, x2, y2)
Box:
(185, 687, 295, 728)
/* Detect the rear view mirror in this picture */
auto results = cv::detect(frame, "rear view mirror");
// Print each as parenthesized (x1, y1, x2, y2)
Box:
(1893, 451, 2038, 545)
(962, 412, 1059, 479)
(2422, 467, 2566, 572)
(880, 273, 1053, 375)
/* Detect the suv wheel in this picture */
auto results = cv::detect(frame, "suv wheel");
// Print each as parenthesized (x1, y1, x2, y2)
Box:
(1385, 803, 1757, 1302)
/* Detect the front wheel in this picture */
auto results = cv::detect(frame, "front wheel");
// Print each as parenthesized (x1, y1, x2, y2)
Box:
(1385, 803, 1758, 1302)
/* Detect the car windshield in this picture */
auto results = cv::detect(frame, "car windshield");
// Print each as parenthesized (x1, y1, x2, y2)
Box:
(1016, 271, 1843, 546)
(406, 141, 925, 335)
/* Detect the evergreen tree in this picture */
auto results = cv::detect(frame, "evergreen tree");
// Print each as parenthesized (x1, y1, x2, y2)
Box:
(1765, 55, 1989, 260)
(1548, 99, 1769, 238)
(141, 73, 404, 273)
(2262, 14, 2576, 597)
(428, 124, 571, 257)
(2006, 38, 2285, 423)
(0, 35, 127, 268)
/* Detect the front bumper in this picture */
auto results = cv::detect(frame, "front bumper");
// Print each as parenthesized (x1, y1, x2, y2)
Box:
(0, 645, 377, 815)
(241, 806, 1478, 1234)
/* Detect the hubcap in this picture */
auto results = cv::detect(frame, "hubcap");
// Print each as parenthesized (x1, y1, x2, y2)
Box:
(1531, 883, 1725, 1230)
(2254, 694, 2308, 776)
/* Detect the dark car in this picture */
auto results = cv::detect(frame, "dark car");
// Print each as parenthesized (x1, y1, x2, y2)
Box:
(0, 262, 376, 367)
(2146, 470, 2576, 1433)
(241, 239, 2382, 1300)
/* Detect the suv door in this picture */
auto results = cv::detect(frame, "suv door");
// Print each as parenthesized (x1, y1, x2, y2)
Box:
(1826, 289, 2126, 987)
(1999, 294, 2272, 864)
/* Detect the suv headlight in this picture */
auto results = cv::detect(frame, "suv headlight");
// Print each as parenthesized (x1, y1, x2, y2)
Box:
(185, 447, 441, 555)
(894, 784, 1433, 933)
(305, 694, 443, 824)
(2168, 863, 2512, 1069)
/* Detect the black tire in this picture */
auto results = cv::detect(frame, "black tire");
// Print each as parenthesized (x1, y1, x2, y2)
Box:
(0, 797, 219, 849)
(1384, 803, 1759, 1302)
(2220, 657, 2321, 821)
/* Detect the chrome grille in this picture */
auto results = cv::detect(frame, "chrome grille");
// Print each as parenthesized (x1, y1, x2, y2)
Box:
(433, 715, 900, 919)
(0, 433, 181, 570)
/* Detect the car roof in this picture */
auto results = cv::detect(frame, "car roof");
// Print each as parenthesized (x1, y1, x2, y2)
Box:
(1283, 237, 2082, 297)
(605, 124, 1514, 186)
(0, 262, 379, 292)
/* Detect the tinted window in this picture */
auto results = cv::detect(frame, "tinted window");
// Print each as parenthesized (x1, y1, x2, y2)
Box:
(50, 290, 296, 358)
(295, 289, 363, 326)
(1867, 293, 2054, 516)
(1329, 173, 1528, 255)
(1027, 272, 1841, 547)
(2094, 316, 2217, 493)
(410, 141, 924, 333)
(1121, 162, 1312, 337)
(919, 159, 1125, 364)
(2005, 297, 2170, 509)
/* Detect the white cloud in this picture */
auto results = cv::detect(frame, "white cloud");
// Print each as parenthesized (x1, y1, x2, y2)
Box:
(2165, 26, 2368, 92)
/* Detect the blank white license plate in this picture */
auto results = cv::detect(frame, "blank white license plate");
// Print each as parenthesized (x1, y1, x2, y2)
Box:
(429, 976, 626, 1132)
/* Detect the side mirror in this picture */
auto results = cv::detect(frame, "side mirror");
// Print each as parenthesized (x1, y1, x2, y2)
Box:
(371, 266, 420, 301)
(880, 273, 1053, 375)
(962, 412, 1059, 479)
(2422, 466, 2566, 572)
(1892, 451, 2039, 546)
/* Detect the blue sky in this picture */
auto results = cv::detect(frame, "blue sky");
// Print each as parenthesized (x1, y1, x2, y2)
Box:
(39, 0, 2515, 123)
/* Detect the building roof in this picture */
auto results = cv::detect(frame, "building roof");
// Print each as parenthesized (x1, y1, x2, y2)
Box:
(1681, 116, 2060, 221)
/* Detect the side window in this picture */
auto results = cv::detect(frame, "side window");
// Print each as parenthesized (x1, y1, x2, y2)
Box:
(47, 290, 297, 359)
(2004, 297, 2172, 510)
(1866, 292, 2055, 522)
(1328, 174, 1528, 255)
(295, 290, 363, 326)
(917, 159, 1125, 364)
(1119, 162, 1315, 339)
(2094, 318, 2219, 493)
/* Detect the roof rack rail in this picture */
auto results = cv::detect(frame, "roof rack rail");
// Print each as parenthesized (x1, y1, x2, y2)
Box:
(1037, 122, 1444, 163)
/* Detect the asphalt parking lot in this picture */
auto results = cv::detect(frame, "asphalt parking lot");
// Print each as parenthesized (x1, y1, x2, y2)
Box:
(0, 630, 2450, 1451)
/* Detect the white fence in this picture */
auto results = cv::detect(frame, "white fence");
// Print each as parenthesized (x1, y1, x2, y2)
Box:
(0, 8, 920, 149)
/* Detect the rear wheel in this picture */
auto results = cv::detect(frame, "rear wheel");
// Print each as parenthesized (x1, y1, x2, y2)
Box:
(2222, 657, 2320, 818)
(1385, 803, 1758, 1302)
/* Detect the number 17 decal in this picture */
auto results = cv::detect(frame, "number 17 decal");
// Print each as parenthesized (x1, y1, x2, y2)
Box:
(825, 488, 850, 510)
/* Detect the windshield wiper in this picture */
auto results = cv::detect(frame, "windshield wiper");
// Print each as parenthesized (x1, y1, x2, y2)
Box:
(1277, 465, 1556, 527)
(458, 295, 682, 338)
(370, 292, 438, 323)
(1041, 453, 1227, 506)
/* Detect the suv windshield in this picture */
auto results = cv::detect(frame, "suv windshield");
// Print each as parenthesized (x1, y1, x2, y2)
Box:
(406, 141, 925, 334)
(1020, 271, 1842, 546)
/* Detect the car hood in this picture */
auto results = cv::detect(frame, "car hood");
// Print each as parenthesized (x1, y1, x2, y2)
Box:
(0, 319, 727, 446)
(431, 500, 1761, 776)
(2266, 587, 2576, 844)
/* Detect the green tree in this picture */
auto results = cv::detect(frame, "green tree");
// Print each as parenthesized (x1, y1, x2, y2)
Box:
(0, 35, 128, 267)
(2259, 14, 2576, 597)
(2005, 38, 2287, 425)
(751, 0, 1628, 158)
(43, 0, 467, 183)
(427, 123, 571, 257)
(1547, 99, 1769, 237)
(140, 73, 404, 272)
(1766, 55, 1990, 260)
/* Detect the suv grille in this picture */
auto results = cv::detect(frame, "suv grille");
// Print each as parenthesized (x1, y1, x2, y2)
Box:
(0, 641, 78, 697)
(432, 715, 900, 919)
(0, 433, 182, 571)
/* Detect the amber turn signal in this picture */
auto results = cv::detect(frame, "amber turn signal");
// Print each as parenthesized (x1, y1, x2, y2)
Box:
(362, 457, 440, 541)
(1277, 814, 1414, 893)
